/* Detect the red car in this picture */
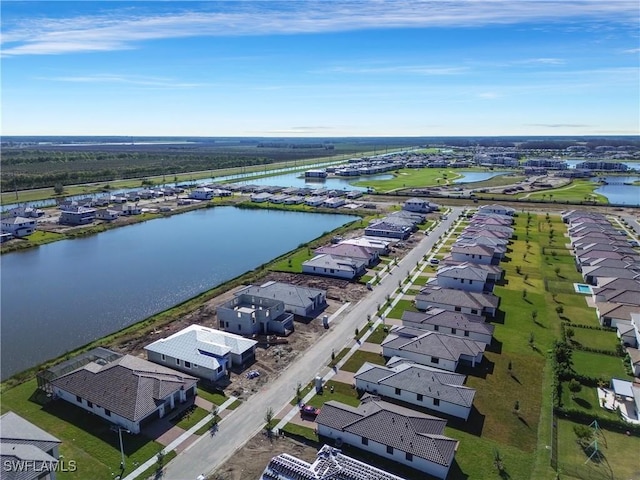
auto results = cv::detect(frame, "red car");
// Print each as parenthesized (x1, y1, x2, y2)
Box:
(300, 404, 320, 417)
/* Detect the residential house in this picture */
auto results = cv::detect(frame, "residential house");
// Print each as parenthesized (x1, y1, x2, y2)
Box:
(626, 348, 640, 377)
(118, 204, 142, 216)
(59, 206, 96, 225)
(1, 216, 36, 237)
(477, 204, 515, 216)
(305, 196, 327, 207)
(616, 313, 640, 348)
(364, 220, 412, 240)
(381, 326, 485, 371)
(415, 285, 500, 317)
(315, 243, 379, 267)
(323, 197, 346, 208)
(450, 244, 497, 265)
(217, 293, 294, 335)
(269, 193, 289, 204)
(402, 197, 438, 213)
(315, 395, 458, 479)
(582, 265, 640, 286)
(302, 254, 366, 280)
(238, 281, 327, 318)
(283, 195, 304, 205)
(190, 187, 214, 200)
(50, 354, 198, 434)
(145, 325, 257, 382)
(250, 192, 273, 203)
(0, 411, 62, 480)
(401, 308, 494, 345)
(339, 236, 391, 255)
(354, 360, 475, 420)
(261, 444, 405, 480)
(596, 303, 639, 328)
(1, 206, 44, 218)
(434, 264, 492, 293)
(95, 208, 119, 221)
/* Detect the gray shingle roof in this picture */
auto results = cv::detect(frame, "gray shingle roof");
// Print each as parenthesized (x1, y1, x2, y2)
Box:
(240, 281, 326, 311)
(316, 397, 457, 467)
(51, 355, 197, 423)
(402, 309, 494, 336)
(436, 264, 489, 281)
(382, 327, 486, 361)
(416, 285, 500, 309)
(354, 362, 475, 407)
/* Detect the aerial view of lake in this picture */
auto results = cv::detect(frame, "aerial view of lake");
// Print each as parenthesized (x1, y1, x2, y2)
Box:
(453, 171, 508, 184)
(592, 176, 640, 206)
(0, 207, 357, 379)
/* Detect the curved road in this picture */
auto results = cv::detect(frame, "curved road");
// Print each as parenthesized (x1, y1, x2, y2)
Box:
(162, 207, 464, 480)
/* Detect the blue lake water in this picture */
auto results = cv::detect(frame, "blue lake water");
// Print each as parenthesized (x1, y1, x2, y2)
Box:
(592, 176, 640, 206)
(0, 207, 357, 379)
(453, 171, 508, 184)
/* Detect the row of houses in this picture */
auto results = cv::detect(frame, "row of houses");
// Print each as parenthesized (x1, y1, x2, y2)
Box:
(303, 208, 515, 479)
(563, 210, 640, 377)
(361, 199, 438, 241)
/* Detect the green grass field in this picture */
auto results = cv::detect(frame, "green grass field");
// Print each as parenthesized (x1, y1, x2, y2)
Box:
(170, 405, 209, 430)
(340, 350, 385, 373)
(572, 351, 630, 380)
(568, 328, 619, 353)
(352, 168, 463, 192)
(305, 380, 361, 408)
(520, 180, 608, 204)
(0, 379, 165, 480)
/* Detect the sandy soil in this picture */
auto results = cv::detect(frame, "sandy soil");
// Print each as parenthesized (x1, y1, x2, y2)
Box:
(210, 433, 319, 480)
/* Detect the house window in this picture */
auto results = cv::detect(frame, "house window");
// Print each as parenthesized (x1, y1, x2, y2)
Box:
(87, 401, 93, 408)
(464, 330, 469, 337)
(406, 452, 413, 462)
(76, 395, 82, 403)
(455, 306, 462, 312)
(471, 309, 478, 315)
(434, 398, 440, 406)
(431, 356, 439, 364)
(434, 324, 439, 331)
(386, 446, 394, 455)
(395, 388, 401, 396)
(105, 409, 111, 417)
(238, 325, 241, 331)
(451, 328, 457, 335)
(417, 394, 423, 401)
(361, 437, 368, 445)
(185, 361, 191, 369)
(217, 366, 223, 372)
(161, 354, 166, 361)
(176, 359, 181, 366)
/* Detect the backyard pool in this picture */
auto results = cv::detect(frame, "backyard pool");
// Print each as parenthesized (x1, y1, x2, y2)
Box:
(574, 283, 593, 294)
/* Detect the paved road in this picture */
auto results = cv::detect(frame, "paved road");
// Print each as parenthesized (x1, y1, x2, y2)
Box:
(162, 207, 464, 480)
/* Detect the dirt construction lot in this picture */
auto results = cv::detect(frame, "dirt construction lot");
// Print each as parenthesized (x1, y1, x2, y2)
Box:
(212, 433, 318, 480)
(116, 271, 370, 400)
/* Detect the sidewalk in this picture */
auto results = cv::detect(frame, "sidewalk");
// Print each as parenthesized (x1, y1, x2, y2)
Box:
(122, 395, 238, 480)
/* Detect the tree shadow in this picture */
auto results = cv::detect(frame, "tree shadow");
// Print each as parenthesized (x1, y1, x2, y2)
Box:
(574, 398, 593, 410)
(509, 373, 522, 385)
(517, 415, 530, 428)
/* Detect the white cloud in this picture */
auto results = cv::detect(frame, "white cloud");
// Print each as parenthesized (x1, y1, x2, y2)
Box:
(2, 1, 638, 56)
(44, 74, 206, 88)
(323, 65, 469, 75)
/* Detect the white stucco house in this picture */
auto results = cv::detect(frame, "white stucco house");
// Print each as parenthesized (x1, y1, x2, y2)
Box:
(1, 216, 36, 237)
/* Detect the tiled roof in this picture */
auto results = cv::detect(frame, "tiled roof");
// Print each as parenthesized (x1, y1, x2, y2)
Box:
(436, 264, 488, 281)
(303, 254, 366, 272)
(50, 355, 197, 423)
(316, 397, 457, 467)
(416, 285, 500, 309)
(402, 309, 494, 336)
(382, 328, 485, 361)
(354, 362, 475, 407)
(239, 281, 326, 310)
(0, 412, 60, 455)
(450, 244, 496, 256)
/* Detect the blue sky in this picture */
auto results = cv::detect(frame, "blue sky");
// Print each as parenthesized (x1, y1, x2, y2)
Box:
(2, 1, 639, 137)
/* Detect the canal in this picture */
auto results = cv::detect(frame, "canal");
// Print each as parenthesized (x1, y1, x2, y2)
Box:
(0, 206, 358, 379)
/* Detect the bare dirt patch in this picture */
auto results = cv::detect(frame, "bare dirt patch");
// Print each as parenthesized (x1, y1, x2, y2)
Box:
(211, 433, 318, 480)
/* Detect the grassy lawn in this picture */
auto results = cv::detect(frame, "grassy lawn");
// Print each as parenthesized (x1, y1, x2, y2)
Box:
(556, 418, 640, 480)
(281, 422, 319, 443)
(26, 230, 66, 245)
(520, 180, 608, 204)
(270, 247, 315, 272)
(305, 380, 361, 408)
(196, 386, 229, 406)
(329, 348, 350, 368)
(340, 350, 385, 373)
(1, 379, 165, 480)
(572, 351, 629, 380)
(352, 168, 463, 192)
(568, 328, 619, 353)
(365, 324, 391, 344)
(559, 382, 619, 421)
(170, 405, 209, 430)
(386, 298, 418, 319)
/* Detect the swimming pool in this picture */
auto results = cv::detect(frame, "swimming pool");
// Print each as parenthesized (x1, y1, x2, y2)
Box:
(574, 283, 593, 294)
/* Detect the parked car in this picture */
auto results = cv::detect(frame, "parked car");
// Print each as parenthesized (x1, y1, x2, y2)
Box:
(430, 258, 440, 264)
(300, 404, 320, 417)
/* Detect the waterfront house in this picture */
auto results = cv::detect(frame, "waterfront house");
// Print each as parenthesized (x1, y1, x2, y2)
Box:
(381, 326, 486, 371)
(315, 243, 379, 267)
(401, 308, 494, 344)
(305, 196, 327, 207)
(238, 281, 327, 318)
(1, 216, 36, 237)
(50, 355, 197, 434)
(217, 293, 295, 335)
(145, 324, 257, 382)
(315, 395, 458, 479)
(402, 198, 439, 213)
(269, 193, 289, 204)
(354, 360, 475, 420)
(302, 254, 366, 280)
(323, 197, 346, 208)
(250, 192, 273, 203)
(0, 232, 13, 243)
(338, 236, 391, 255)
(364, 220, 412, 240)
(0, 411, 62, 480)
(261, 444, 405, 480)
(415, 285, 499, 317)
(95, 208, 119, 221)
(59, 205, 96, 225)
(1, 206, 44, 219)
(118, 204, 142, 216)
(190, 187, 214, 200)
